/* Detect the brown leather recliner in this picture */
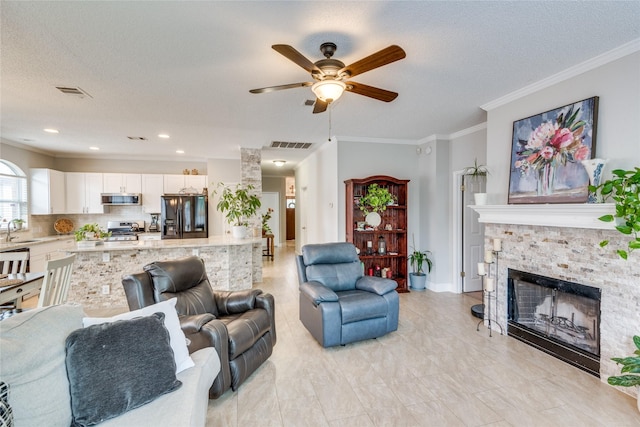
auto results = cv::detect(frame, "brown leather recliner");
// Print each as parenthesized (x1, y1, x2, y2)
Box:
(121, 256, 276, 399)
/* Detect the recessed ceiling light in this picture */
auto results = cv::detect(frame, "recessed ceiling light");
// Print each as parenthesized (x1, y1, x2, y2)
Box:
(176, 150, 184, 154)
(89, 146, 100, 151)
(44, 128, 59, 134)
(158, 134, 170, 139)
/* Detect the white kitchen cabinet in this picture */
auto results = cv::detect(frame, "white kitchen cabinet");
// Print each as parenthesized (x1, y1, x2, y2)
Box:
(28, 238, 74, 272)
(103, 173, 142, 193)
(65, 173, 104, 214)
(30, 169, 66, 215)
(163, 174, 208, 194)
(141, 174, 163, 213)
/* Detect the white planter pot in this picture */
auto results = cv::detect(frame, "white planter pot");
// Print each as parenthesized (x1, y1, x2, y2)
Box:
(409, 273, 427, 290)
(232, 225, 248, 239)
(474, 193, 488, 205)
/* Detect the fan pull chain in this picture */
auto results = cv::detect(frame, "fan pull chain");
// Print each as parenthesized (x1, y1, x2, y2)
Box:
(328, 105, 332, 142)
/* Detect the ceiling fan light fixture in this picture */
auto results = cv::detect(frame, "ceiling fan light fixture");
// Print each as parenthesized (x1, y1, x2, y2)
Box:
(273, 160, 286, 167)
(311, 80, 346, 102)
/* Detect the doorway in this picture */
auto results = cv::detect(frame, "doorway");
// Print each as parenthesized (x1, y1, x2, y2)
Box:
(452, 171, 485, 293)
(261, 192, 280, 246)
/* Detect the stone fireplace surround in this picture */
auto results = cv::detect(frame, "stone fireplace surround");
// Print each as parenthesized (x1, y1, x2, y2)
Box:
(472, 203, 640, 398)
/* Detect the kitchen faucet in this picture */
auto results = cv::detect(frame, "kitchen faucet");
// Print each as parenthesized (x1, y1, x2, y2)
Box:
(4, 220, 17, 243)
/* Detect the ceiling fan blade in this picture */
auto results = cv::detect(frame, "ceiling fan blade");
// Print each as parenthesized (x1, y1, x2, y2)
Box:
(339, 45, 406, 78)
(249, 82, 312, 94)
(345, 81, 398, 102)
(272, 44, 324, 75)
(313, 99, 328, 114)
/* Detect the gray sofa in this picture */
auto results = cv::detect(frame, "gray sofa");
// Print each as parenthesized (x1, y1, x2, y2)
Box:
(296, 242, 399, 347)
(0, 304, 219, 427)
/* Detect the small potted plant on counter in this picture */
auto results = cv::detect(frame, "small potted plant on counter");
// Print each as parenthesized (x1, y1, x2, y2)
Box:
(75, 223, 111, 247)
(214, 182, 261, 239)
(607, 335, 640, 412)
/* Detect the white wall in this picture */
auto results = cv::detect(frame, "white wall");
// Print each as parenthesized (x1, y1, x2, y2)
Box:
(486, 51, 640, 203)
(295, 142, 339, 252)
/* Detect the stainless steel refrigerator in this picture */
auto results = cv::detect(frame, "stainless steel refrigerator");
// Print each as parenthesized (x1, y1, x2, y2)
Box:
(161, 194, 208, 239)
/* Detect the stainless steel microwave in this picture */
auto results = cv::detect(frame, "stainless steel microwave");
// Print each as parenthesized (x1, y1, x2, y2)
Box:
(100, 193, 142, 205)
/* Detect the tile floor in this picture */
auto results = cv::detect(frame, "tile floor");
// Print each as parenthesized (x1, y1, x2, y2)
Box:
(206, 241, 640, 426)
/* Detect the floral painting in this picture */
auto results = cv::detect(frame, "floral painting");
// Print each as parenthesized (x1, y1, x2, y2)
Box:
(508, 97, 599, 204)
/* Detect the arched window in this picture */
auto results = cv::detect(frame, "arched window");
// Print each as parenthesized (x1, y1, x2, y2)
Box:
(0, 160, 28, 230)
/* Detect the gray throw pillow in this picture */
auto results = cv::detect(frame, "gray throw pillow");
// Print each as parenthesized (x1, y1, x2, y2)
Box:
(65, 312, 182, 427)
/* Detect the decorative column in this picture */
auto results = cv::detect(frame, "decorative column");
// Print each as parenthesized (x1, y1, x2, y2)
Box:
(240, 148, 263, 283)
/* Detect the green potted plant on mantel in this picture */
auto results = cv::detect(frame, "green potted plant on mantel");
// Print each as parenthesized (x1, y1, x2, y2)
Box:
(214, 182, 262, 239)
(75, 223, 111, 247)
(607, 335, 640, 412)
(462, 158, 490, 205)
(407, 236, 433, 291)
(591, 167, 640, 260)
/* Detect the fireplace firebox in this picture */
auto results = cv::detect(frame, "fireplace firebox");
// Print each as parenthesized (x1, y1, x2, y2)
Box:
(507, 269, 601, 377)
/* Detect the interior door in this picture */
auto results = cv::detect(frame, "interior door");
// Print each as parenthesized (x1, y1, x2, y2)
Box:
(462, 176, 485, 292)
(261, 192, 279, 245)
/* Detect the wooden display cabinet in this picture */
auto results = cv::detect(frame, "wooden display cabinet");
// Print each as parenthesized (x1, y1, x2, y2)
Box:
(345, 176, 410, 293)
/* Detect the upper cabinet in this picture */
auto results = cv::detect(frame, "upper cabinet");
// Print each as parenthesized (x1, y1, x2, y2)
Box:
(141, 174, 164, 213)
(30, 169, 66, 215)
(163, 174, 207, 194)
(66, 173, 104, 214)
(103, 173, 142, 193)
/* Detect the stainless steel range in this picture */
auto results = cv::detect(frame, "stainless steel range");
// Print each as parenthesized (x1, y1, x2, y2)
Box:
(106, 221, 144, 241)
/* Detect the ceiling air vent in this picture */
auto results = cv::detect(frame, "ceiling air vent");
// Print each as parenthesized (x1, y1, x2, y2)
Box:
(270, 141, 313, 150)
(55, 86, 92, 98)
(127, 136, 147, 141)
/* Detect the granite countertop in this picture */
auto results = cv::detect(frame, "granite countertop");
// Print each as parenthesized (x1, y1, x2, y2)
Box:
(0, 234, 75, 251)
(68, 235, 262, 252)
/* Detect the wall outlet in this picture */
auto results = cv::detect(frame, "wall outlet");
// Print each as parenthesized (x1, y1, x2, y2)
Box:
(101, 285, 110, 295)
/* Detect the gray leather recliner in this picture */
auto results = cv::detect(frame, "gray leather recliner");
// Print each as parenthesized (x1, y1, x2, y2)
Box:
(296, 242, 399, 347)
(122, 256, 276, 399)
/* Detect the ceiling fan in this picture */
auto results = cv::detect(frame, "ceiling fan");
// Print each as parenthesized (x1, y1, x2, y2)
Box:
(249, 42, 406, 113)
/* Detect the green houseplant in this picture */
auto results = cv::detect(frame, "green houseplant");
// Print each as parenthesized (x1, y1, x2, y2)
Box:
(591, 167, 640, 260)
(214, 183, 261, 238)
(463, 158, 489, 205)
(407, 236, 433, 290)
(75, 223, 110, 245)
(358, 184, 396, 215)
(11, 219, 25, 230)
(607, 335, 640, 411)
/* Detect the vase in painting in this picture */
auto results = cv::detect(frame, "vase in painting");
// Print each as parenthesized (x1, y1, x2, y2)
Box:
(537, 163, 556, 196)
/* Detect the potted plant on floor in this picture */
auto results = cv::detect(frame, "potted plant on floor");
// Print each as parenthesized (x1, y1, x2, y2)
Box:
(607, 335, 640, 412)
(407, 237, 433, 290)
(214, 183, 261, 239)
(463, 158, 489, 205)
(592, 167, 640, 259)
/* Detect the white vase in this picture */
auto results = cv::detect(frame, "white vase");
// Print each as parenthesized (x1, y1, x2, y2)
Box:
(581, 158, 608, 203)
(474, 193, 488, 205)
(232, 225, 247, 239)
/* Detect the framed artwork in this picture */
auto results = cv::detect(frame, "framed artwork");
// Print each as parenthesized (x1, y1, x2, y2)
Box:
(508, 96, 599, 204)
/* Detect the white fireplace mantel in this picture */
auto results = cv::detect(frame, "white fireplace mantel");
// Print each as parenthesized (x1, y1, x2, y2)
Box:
(470, 203, 616, 230)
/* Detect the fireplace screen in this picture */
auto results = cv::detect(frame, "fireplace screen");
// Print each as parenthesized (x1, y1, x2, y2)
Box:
(508, 269, 601, 376)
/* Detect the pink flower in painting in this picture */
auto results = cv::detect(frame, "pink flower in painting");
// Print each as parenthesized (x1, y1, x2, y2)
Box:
(550, 128, 574, 148)
(540, 146, 555, 160)
(525, 122, 557, 150)
(574, 144, 590, 161)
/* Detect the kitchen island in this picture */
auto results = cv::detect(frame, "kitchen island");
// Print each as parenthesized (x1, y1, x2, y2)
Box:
(67, 236, 263, 311)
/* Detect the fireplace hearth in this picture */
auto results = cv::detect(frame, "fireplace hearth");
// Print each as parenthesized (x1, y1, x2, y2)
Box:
(507, 269, 601, 377)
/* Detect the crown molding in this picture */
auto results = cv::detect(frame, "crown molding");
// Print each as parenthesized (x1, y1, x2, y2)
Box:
(481, 38, 640, 112)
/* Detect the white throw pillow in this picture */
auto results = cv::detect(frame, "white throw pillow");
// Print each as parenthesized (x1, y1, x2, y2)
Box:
(83, 298, 194, 374)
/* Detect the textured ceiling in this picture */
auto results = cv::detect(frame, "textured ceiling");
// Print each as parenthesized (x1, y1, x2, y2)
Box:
(1, 1, 639, 174)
